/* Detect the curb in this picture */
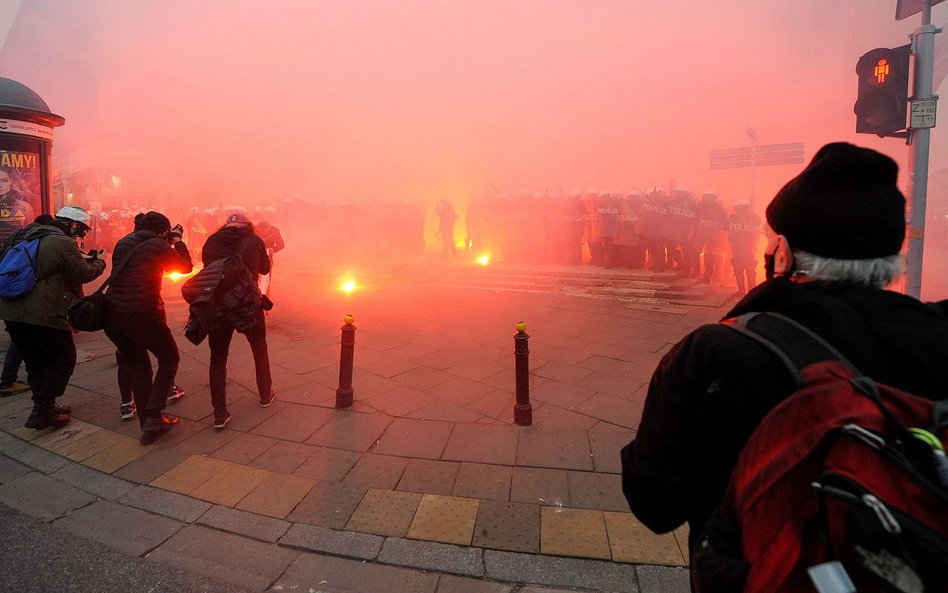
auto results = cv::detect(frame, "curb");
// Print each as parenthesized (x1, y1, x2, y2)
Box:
(0, 430, 691, 593)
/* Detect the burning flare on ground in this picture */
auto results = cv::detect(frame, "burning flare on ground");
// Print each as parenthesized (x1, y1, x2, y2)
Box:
(338, 273, 359, 295)
(476, 254, 491, 266)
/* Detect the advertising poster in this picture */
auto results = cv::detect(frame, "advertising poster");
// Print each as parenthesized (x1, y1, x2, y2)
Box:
(0, 150, 41, 243)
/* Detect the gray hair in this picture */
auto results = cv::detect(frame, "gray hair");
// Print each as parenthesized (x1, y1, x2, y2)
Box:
(792, 249, 901, 288)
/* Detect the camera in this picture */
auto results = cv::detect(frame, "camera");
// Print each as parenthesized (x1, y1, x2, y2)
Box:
(168, 223, 184, 243)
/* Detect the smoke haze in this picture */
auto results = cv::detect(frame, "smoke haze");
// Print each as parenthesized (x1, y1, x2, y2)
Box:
(1, 0, 946, 298)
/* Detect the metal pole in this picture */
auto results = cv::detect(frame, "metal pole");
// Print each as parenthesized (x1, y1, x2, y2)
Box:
(747, 127, 759, 207)
(905, 0, 939, 299)
(513, 321, 532, 426)
(336, 314, 356, 408)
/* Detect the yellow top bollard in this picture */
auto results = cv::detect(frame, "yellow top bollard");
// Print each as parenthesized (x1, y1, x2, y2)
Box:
(344, 314, 355, 325)
(515, 321, 527, 333)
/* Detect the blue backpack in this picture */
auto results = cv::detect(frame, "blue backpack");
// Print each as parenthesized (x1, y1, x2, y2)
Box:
(0, 237, 41, 299)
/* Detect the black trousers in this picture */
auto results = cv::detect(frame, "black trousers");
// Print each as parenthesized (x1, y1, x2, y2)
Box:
(1, 339, 22, 386)
(5, 321, 76, 411)
(104, 312, 179, 424)
(209, 310, 271, 415)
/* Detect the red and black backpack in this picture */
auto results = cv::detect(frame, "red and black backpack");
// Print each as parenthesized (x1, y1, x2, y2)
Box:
(692, 312, 948, 593)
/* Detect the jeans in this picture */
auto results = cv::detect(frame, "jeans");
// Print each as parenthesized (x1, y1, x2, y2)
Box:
(5, 321, 76, 411)
(104, 312, 179, 424)
(208, 310, 271, 415)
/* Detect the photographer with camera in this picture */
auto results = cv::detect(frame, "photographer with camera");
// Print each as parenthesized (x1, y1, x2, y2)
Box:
(102, 211, 192, 444)
(0, 207, 106, 429)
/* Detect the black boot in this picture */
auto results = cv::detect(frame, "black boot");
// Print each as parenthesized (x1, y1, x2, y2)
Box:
(25, 405, 70, 430)
(140, 413, 178, 445)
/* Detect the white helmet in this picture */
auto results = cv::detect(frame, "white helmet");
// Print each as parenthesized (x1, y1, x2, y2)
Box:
(56, 205, 92, 229)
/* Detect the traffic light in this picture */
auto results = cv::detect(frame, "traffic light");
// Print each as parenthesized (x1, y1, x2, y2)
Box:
(854, 44, 911, 137)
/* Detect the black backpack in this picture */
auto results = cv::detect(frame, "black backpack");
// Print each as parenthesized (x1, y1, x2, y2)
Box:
(181, 237, 260, 343)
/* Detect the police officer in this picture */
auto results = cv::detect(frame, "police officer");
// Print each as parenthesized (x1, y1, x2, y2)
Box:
(615, 190, 644, 268)
(728, 200, 763, 297)
(693, 191, 729, 283)
(636, 187, 668, 271)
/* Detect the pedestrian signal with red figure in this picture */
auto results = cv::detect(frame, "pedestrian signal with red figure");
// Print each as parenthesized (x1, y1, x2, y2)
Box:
(691, 312, 948, 593)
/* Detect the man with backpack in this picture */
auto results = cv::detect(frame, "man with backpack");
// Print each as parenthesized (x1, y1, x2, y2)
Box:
(0, 213, 55, 398)
(621, 143, 948, 592)
(0, 206, 106, 429)
(200, 212, 274, 429)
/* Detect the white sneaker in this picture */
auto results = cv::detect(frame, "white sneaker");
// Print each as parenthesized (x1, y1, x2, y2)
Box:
(167, 384, 185, 404)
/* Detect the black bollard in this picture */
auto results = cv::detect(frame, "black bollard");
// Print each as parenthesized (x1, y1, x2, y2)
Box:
(513, 321, 533, 426)
(336, 314, 356, 408)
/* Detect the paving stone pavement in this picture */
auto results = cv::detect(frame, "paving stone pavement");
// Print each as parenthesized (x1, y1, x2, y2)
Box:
(0, 259, 732, 592)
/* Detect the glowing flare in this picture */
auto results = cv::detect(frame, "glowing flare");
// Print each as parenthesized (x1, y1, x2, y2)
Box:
(476, 254, 490, 266)
(164, 271, 196, 282)
(341, 279, 358, 295)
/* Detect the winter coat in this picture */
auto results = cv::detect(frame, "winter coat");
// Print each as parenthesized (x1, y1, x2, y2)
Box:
(0, 224, 106, 329)
(203, 226, 269, 276)
(106, 230, 192, 317)
(620, 277, 948, 551)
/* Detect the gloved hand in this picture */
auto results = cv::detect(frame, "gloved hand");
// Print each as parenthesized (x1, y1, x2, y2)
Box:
(83, 249, 102, 261)
(169, 224, 184, 242)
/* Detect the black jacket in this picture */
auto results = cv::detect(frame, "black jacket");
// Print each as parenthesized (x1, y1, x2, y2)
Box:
(621, 277, 948, 550)
(107, 231, 193, 316)
(202, 226, 270, 276)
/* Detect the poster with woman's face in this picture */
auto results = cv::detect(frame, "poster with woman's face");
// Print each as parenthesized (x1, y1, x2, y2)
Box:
(0, 151, 40, 242)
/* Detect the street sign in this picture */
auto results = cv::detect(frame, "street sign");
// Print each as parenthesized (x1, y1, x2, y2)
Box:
(910, 97, 937, 128)
(896, 0, 945, 21)
(710, 142, 805, 169)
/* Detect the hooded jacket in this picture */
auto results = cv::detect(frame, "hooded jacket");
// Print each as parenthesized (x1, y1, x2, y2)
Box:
(0, 223, 106, 329)
(106, 230, 193, 317)
(202, 225, 269, 277)
(621, 277, 948, 550)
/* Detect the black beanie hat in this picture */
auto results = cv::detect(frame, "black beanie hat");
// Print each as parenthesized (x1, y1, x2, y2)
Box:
(137, 211, 171, 234)
(766, 142, 906, 259)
